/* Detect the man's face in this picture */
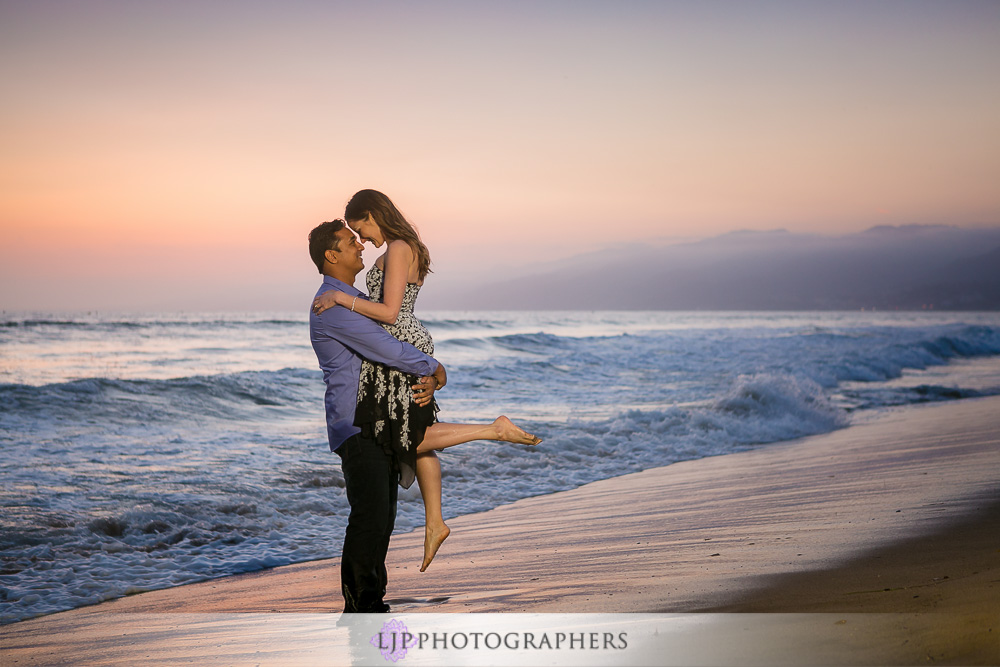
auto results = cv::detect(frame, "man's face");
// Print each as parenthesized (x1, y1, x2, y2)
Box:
(329, 227, 365, 275)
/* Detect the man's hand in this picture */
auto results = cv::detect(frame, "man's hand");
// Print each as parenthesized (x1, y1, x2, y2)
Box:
(411, 376, 438, 407)
(412, 362, 446, 407)
(431, 362, 446, 391)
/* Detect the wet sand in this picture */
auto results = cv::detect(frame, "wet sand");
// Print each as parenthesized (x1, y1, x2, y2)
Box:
(2, 396, 998, 665)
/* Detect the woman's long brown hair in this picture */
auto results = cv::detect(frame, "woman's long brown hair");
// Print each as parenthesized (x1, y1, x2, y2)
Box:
(344, 189, 432, 281)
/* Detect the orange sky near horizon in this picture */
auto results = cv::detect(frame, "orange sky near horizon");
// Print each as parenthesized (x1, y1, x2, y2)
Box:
(1, 1, 998, 311)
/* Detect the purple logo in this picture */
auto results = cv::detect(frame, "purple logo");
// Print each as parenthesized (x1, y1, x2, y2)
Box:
(370, 618, 417, 662)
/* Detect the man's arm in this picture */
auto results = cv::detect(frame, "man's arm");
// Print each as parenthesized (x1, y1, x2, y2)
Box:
(318, 307, 438, 377)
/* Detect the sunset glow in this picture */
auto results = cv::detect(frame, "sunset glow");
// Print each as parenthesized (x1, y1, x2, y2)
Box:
(1, 1, 998, 310)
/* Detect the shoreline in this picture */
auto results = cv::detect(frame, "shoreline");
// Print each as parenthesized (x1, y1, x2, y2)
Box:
(3, 396, 999, 664)
(701, 497, 1000, 613)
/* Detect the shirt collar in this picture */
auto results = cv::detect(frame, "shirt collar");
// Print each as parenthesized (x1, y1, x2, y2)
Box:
(323, 274, 364, 297)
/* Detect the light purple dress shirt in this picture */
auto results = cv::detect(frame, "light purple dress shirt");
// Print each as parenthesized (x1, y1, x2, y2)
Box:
(310, 275, 438, 452)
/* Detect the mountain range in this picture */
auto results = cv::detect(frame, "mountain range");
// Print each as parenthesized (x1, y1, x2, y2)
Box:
(429, 224, 1000, 310)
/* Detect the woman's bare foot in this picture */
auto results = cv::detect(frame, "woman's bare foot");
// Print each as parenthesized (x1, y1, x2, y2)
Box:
(421, 523, 451, 572)
(493, 416, 542, 445)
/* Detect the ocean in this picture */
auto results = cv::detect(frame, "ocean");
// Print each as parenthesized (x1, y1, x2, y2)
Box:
(3, 309, 1000, 624)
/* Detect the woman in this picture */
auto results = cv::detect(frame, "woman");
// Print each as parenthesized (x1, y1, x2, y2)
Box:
(312, 189, 540, 572)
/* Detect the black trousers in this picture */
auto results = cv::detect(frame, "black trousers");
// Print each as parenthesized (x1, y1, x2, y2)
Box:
(337, 432, 397, 612)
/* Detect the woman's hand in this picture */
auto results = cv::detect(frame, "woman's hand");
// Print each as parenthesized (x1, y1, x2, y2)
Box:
(312, 289, 345, 315)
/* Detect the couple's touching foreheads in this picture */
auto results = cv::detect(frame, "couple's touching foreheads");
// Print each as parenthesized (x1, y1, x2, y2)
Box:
(308, 189, 541, 613)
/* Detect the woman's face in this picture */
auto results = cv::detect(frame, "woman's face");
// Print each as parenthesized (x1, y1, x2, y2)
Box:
(347, 214, 384, 247)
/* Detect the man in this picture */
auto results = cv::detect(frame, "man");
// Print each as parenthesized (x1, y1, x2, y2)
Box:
(308, 219, 446, 613)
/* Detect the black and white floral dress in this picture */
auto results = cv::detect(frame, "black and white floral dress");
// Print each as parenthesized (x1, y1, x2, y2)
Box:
(354, 264, 438, 488)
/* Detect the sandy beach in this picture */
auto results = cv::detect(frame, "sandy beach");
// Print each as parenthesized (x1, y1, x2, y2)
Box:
(3, 396, 998, 665)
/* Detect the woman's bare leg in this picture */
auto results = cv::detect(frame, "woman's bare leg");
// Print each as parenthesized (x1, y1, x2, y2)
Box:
(416, 451, 449, 572)
(413, 417, 539, 571)
(415, 417, 541, 454)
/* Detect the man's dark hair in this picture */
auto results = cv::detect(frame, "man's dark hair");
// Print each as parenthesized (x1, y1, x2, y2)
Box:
(308, 219, 346, 273)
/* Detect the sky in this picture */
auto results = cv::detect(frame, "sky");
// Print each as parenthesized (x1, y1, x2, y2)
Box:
(1, 0, 998, 311)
